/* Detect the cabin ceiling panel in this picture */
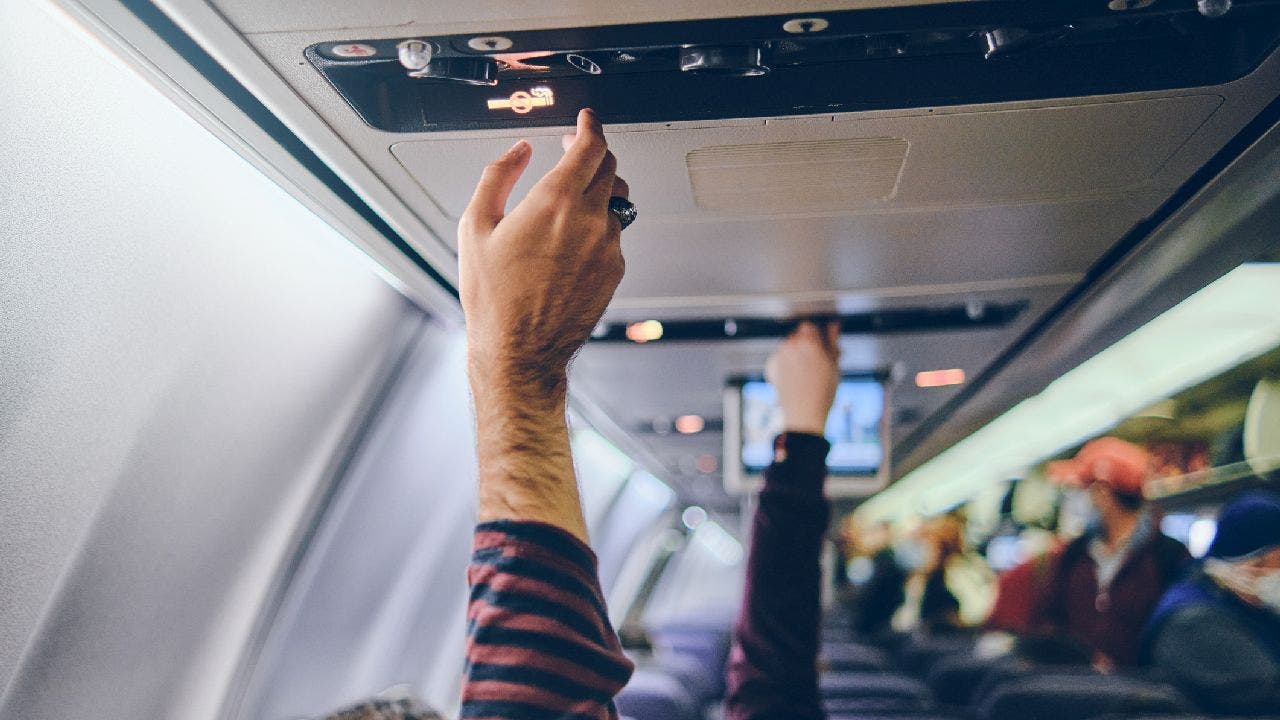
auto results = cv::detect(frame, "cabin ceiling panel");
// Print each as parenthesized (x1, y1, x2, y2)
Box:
(171, 1, 1280, 488)
(391, 95, 1221, 225)
(571, 282, 1066, 495)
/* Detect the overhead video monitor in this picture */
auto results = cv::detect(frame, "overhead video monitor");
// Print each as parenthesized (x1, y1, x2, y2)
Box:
(723, 374, 891, 497)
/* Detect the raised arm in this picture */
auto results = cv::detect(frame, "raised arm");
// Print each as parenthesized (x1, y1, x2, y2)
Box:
(725, 322, 840, 720)
(457, 108, 634, 720)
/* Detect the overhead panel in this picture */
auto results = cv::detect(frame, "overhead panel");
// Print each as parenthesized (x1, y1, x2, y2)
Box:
(390, 95, 1222, 221)
(303, 2, 1280, 132)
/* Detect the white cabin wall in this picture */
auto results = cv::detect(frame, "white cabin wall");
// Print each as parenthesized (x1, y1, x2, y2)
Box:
(0, 2, 422, 718)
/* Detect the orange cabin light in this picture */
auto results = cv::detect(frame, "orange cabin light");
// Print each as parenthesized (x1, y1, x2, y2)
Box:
(675, 414, 705, 434)
(626, 320, 664, 343)
(915, 368, 966, 388)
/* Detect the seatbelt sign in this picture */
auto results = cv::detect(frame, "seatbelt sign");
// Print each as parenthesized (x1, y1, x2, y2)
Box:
(487, 87, 555, 114)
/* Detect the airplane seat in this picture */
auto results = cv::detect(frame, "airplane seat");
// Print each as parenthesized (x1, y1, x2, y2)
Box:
(822, 640, 893, 673)
(926, 653, 1023, 708)
(615, 668, 700, 720)
(1089, 716, 1274, 720)
(828, 716, 960, 720)
(935, 653, 1103, 712)
(895, 632, 980, 677)
(824, 695, 935, 715)
(648, 619, 732, 698)
(975, 673, 1193, 720)
(654, 651, 721, 705)
(820, 671, 933, 707)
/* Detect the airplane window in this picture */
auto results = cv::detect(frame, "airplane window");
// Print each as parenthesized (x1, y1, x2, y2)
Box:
(863, 262, 1280, 522)
(237, 329, 478, 719)
(592, 471, 676, 592)
(569, 426, 636, 531)
(0, 3, 416, 718)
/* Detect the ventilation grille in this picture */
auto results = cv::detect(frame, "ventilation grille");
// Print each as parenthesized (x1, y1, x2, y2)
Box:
(686, 137, 909, 212)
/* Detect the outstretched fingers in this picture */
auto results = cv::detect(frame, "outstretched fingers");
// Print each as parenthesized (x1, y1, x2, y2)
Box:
(462, 140, 532, 234)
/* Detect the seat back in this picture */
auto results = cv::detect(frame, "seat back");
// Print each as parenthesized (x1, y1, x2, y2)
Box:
(615, 669, 699, 720)
(820, 671, 932, 703)
(977, 674, 1193, 720)
(822, 641, 892, 673)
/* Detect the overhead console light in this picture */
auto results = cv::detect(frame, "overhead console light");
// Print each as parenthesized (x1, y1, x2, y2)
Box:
(626, 320, 664, 343)
(679, 45, 769, 76)
(590, 302, 1025, 343)
(565, 53, 603, 75)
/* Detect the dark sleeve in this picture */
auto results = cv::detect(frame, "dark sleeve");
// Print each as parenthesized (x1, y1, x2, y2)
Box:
(1151, 605, 1280, 715)
(462, 520, 635, 720)
(724, 432, 831, 720)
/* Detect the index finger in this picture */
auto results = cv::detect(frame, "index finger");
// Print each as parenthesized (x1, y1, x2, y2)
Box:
(823, 321, 841, 360)
(550, 109, 609, 190)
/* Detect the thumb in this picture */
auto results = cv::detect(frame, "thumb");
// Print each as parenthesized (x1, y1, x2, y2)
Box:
(463, 140, 531, 232)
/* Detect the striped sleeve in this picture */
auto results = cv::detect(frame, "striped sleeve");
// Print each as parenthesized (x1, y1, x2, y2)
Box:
(463, 520, 635, 720)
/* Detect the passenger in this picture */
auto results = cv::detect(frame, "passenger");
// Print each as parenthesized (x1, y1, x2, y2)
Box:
(893, 513, 996, 633)
(1142, 491, 1280, 714)
(841, 518, 907, 638)
(1034, 437, 1190, 668)
(451, 108, 636, 719)
(319, 695, 442, 719)
(724, 321, 840, 720)
(986, 551, 1059, 637)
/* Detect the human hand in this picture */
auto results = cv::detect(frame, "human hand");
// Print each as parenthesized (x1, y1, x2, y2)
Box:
(459, 108, 629, 402)
(765, 321, 840, 436)
(459, 108, 628, 543)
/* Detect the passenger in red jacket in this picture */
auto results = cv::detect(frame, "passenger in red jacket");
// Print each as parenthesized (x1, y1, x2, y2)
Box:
(1035, 438, 1190, 668)
(724, 321, 840, 720)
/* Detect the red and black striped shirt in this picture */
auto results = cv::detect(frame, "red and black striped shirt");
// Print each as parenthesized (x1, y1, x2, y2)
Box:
(463, 520, 635, 720)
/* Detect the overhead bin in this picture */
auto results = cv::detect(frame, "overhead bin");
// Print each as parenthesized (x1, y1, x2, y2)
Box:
(304, 1, 1280, 132)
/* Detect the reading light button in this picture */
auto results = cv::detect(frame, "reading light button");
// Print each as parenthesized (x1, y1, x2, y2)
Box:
(783, 17, 829, 34)
(467, 36, 514, 52)
(330, 43, 378, 58)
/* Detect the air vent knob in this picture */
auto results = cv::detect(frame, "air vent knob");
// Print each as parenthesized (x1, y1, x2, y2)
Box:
(407, 57, 500, 85)
(679, 46, 769, 76)
(396, 39, 434, 71)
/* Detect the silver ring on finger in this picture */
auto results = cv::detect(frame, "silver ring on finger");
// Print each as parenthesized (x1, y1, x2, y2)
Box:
(607, 196, 637, 231)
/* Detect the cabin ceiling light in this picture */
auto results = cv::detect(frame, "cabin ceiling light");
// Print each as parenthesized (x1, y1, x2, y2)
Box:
(675, 415, 705, 434)
(861, 263, 1280, 523)
(626, 320, 664, 343)
(916, 369, 966, 388)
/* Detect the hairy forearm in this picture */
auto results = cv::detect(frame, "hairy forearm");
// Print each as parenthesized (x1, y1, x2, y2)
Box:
(469, 362, 589, 543)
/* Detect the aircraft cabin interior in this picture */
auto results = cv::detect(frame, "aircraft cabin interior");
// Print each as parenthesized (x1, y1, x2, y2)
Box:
(2, 1, 1280, 720)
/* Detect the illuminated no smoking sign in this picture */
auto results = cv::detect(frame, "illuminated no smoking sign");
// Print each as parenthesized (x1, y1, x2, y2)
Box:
(487, 87, 555, 114)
